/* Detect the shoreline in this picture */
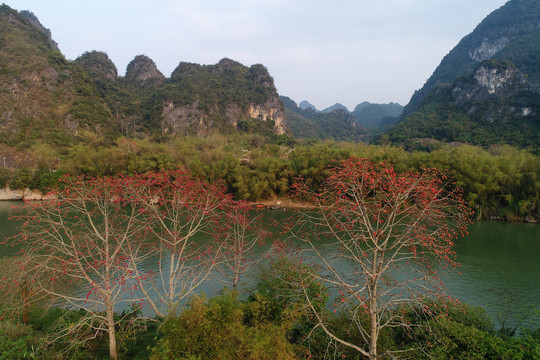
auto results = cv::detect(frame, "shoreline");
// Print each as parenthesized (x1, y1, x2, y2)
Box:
(0, 187, 537, 223)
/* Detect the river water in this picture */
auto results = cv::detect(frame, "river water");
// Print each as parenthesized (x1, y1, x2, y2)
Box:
(1, 201, 538, 330)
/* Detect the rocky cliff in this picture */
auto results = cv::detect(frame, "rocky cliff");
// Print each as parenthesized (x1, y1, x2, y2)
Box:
(157, 58, 286, 136)
(390, 0, 540, 148)
(403, 0, 540, 117)
(387, 58, 540, 148)
(452, 60, 534, 110)
(125, 55, 166, 85)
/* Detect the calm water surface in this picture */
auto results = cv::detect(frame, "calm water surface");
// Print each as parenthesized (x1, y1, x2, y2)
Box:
(1, 201, 538, 329)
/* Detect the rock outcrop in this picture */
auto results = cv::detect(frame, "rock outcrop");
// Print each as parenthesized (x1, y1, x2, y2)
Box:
(0, 4, 287, 141)
(125, 55, 165, 84)
(452, 60, 534, 121)
(0, 186, 54, 201)
(249, 99, 286, 135)
(75, 51, 118, 82)
(159, 58, 286, 136)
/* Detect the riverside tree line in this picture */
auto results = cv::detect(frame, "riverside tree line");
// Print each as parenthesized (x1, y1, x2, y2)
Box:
(1, 136, 539, 221)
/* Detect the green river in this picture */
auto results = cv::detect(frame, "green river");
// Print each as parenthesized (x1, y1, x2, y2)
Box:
(0, 201, 538, 330)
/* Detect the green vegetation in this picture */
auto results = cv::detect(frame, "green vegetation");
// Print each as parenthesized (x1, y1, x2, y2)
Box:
(1, 156, 538, 359)
(2, 136, 539, 220)
(389, 81, 540, 149)
(0, 2, 538, 357)
(0, 261, 538, 359)
(0, 6, 117, 147)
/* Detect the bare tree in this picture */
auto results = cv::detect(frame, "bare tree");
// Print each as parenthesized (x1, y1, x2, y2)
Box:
(292, 157, 471, 359)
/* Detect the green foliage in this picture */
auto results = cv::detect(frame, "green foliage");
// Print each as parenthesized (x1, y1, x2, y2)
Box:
(0, 241, 538, 359)
(47, 51, 67, 68)
(151, 291, 301, 360)
(8, 167, 62, 191)
(253, 257, 328, 324)
(0, 5, 118, 146)
(115, 307, 159, 360)
(496, 29, 540, 84)
(0, 322, 38, 359)
(4, 134, 536, 220)
(422, 318, 518, 359)
(377, 301, 539, 360)
(0, 168, 11, 188)
(389, 83, 540, 149)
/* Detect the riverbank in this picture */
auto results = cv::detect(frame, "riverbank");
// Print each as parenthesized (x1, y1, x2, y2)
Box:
(1, 187, 537, 223)
(248, 199, 539, 223)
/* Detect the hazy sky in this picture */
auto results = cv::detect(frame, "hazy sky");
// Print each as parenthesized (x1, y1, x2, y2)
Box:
(8, 0, 509, 110)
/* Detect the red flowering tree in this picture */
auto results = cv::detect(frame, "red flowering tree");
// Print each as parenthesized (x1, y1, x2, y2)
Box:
(123, 170, 233, 317)
(215, 201, 273, 292)
(10, 175, 149, 360)
(292, 157, 472, 359)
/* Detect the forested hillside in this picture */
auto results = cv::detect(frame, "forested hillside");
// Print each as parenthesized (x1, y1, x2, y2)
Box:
(0, 3, 539, 358)
(0, 5, 113, 147)
(0, 4, 286, 147)
(393, 0, 540, 148)
(402, 0, 540, 116)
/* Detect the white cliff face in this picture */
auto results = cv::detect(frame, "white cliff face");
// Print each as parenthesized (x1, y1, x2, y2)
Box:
(161, 101, 205, 136)
(452, 60, 534, 121)
(521, 107, 533, 116)
(474, 65, 514, 94)
(161, 97, 286, 136)
(248, 97, 286, 135)
(469, 37, 510, 62)
(454, 61, 527, 102)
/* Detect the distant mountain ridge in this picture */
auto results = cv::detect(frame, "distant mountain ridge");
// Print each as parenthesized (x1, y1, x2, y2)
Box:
(321, 103, 349, 113)
(293, 100, 403, 129)
(280, 96, 365, 141)
(352, 102, 403, 128)
(298, 100, 316, 111)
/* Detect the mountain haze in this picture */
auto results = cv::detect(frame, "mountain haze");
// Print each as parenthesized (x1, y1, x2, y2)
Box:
(351, 102, 403, 128)
(280, 96, 366, 141)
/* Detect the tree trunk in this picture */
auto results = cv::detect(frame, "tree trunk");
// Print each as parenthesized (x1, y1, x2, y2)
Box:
(20, 284, 30, 324)
(233, 269, 240, 292)
(369, 293, 378, 359)
(106, 302, 118, 360)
